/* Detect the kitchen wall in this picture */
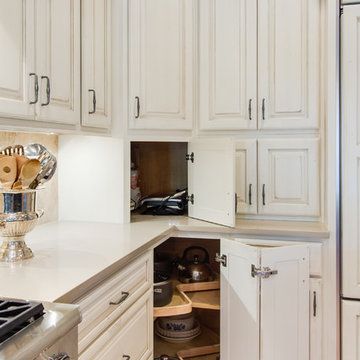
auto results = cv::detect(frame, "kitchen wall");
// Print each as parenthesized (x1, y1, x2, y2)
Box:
(0, 132, 58, 224)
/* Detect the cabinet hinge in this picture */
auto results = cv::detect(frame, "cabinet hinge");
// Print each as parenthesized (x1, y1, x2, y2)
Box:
(186, 152, 194, 163)
(215, 253, 227, 267)
(251, 265, 278, 279)
(313, 291, 317, 317)
(186, 194, 194, 205)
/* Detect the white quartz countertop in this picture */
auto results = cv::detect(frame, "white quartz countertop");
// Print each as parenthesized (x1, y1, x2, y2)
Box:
(0, 217, 329, 303)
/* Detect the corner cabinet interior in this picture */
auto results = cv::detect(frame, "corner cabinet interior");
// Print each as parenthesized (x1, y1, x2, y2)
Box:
(153, 236, 322, 360)
(128, 0, 194, 130)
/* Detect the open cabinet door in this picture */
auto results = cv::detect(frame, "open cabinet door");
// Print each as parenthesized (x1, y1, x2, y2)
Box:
(260, 245, 310, 360)
(188, 139, 235, 226)
(220, 238, 260, 360)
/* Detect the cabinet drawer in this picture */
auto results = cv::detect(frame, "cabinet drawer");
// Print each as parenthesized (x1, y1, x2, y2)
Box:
(76, 251, 152, 354)
(79, 289, 153, 360)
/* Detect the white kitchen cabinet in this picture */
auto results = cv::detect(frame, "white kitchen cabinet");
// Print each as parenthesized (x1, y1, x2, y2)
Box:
(198, 0, 257, 130)
(0, 0, 36, 120)
(342, 5, 360, 299)
(128, 0, 194, 130)
(342, 300, 360, 360)
(220, 238, 310, 360)
(258, 0, 320, 129)
(35, 0, 80, 125)
(81, 0, 111, 129)
(257, 138, 320, 217)
(235, 140, 258, 215)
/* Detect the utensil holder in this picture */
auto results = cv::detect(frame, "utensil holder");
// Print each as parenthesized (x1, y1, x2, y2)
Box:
(0, 190, 44, 262)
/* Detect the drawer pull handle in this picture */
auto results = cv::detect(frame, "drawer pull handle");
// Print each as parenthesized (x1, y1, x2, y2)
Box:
(123, 355, 130, 360)
(110, 291, 130, 305)
(47, 353, 70, 360)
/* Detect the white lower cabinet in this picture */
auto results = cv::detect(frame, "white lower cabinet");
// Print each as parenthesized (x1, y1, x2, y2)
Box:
(342, 300, 360, 360)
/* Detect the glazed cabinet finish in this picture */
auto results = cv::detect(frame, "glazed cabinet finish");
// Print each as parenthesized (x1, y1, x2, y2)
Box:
(35, 0, 80, 124)
(342, 5, 360, 299)
(342, 300, 360, 360)
(220, 239, 310, 360)
(81, 0, 111, 128)
(0, 0, 36, 121)
(257, 138, 320, 217)
(235, 140, 258, 214)
(129, 0, 194, 130)
(198, 0, 257, 130)
(258, 0, 320, 129)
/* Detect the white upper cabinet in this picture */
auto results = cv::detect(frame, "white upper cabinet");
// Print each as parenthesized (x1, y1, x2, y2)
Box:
(235, 140, 257, 214)
(342, 5, 360, 299)
(258, 138, 320, 217)
(258, 0, 320, 130)
(220, 239, 310, 360)
(81, 0, 111, 129)
(129, 0, 194, 130)
(35, 0, 80, 125)
(0, 0, 36, 120)
(198, 0, 257, 130)
(188, 139, 235, 227)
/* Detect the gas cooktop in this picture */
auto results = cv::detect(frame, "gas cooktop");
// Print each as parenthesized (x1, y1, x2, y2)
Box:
(0, 299, 44, 344)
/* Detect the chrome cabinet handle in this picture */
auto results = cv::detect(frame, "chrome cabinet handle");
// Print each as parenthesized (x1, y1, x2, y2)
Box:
(89, 89, 96, 114)
(41, 76, 51, 106)
(135, 96, 140, 118)
(110, 291, 130, 305)
(248, 184, 252, 205)
(29, 73, 39, 105)
(262, 184, 266, 206)
(123, 355, 130, 360)
(47, 353, 70, 360)
(248, 99, 252, 120)
(261, 98, 265, 120)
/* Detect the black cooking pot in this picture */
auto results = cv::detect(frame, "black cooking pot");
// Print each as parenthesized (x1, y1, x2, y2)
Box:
(154, 280, 173, 307)
(154, 252, 173, 278)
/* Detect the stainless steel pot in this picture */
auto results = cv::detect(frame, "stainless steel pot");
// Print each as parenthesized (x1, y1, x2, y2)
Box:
(0, 190, 44, 262)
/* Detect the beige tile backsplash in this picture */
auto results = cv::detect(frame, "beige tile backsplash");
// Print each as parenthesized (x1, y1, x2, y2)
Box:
(0, 132, 58, 223)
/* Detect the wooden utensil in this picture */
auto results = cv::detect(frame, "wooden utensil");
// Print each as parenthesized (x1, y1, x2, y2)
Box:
(15, 155, 29, 174)
(12, 159, 41, 190)
(0, 156, 17, 189)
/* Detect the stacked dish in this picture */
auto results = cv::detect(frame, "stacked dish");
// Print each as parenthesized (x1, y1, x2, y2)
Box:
(155, 314, 201, 343)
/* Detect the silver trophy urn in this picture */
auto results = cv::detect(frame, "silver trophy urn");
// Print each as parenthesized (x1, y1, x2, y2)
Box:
(0, 190, 44, 262)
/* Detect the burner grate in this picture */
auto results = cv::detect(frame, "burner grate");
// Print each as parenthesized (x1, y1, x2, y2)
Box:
(0, 299, 44, 344)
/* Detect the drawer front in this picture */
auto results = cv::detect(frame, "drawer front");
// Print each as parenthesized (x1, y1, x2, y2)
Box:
(80, 289, 153, 360)
(77, 251, 152, 354)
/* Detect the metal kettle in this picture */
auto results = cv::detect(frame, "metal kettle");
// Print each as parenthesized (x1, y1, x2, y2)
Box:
(177, 246, 214, 283)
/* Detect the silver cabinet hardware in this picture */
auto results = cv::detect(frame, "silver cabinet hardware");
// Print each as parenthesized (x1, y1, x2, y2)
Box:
(186, 152, 194, 163)
(41, 76, 51, 106)
(29, 73, 39, 105)
(248, 184, 252, 205)
(47, 353, 70, 360)
(215, 253, 227, 267)
(186, 194, 194, 205)
(251, 265, 278, 279)
(135, 96, 140, 118)
(261, 98, 265, 120)
(262, 184, 266, 206)
(313, 291, 317, 317)
(89, 89, 96, 114)
(235, 193, 238, 213)
(110, 291, 130, 305)
(123, 355, 131, 360)
(248, 99, 252, 120)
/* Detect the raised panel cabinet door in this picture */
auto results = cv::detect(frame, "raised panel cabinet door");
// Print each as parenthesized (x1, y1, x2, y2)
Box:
(198, 0, 257, 130)
(81, 0, 111, 129)
(0, 0, 36, 120)
(261, 244, 310, 360)
(235, 140, 257, 215)
(129, 0, 194, 130)
(258, 138, 320, 217)
(35, 0, 80, 125)
(342, 300, 360, 360)
(258, 0, 320, 129)
(220, 238, 260, 360)
(188, 139, 235, 227)
(342, 5, 360, 299)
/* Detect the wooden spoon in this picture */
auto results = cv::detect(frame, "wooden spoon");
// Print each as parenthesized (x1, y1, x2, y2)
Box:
(0, 156, 17, 189)
(15, 155, 29, 174)
(12, 159, 41, 190)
